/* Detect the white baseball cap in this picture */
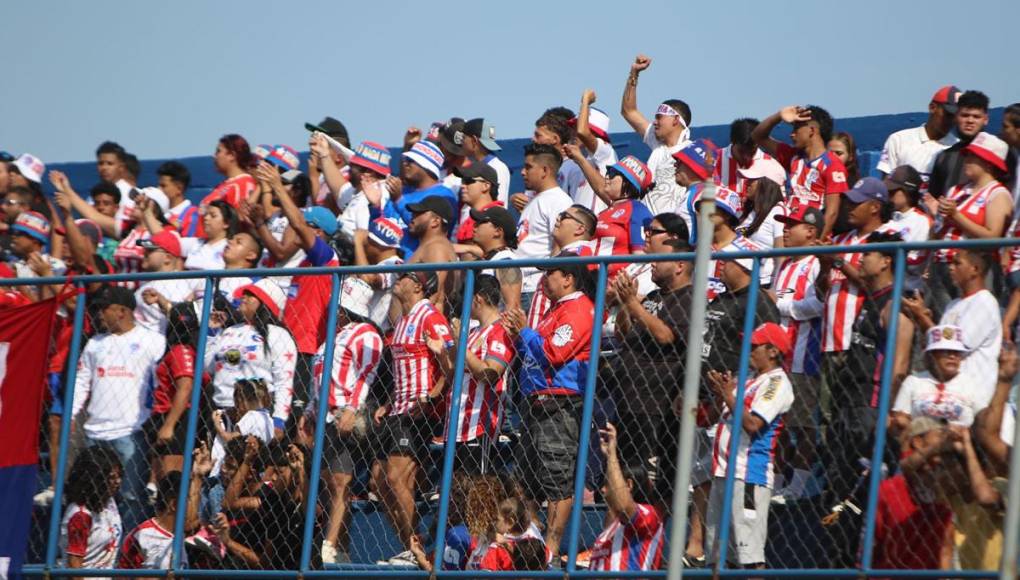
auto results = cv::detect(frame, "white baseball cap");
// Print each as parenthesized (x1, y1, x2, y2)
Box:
(136, 186, 171, 214)
(13, 153, 46, 184)
(234, 279, 287, 319)
(340, 277, 373, 319)
(738, 157, 787, 188)
(925, 324, 968, 353)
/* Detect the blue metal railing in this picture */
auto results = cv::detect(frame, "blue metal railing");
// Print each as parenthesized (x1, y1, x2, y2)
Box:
(17, 236, 1020, 579)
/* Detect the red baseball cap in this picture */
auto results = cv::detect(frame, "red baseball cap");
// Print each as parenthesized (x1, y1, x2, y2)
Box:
(750, 322, 792, 356)
(931, 85, 961, 114)
(136, 230, 183, 259)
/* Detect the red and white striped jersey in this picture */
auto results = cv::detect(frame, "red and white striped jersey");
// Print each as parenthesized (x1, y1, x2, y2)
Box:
(117, 518, 182, 570)
(774, 143, 848, 212)
(443, 321, 514, 442)
(713, 146, 772, 199)
(773, 255, 823, 375)
(60, 500, 122, 570)
(588, 504, 664, 572)
(112, 226, 150, 289)
(389, 299, 455, 415)
(822, 230, 868, 353)
(313, 322, 384, 416)
(934, 181, 1012, 263)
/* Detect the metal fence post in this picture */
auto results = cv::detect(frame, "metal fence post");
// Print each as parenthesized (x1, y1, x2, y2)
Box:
(170, 276, 215, 569)
(432, 269, 477, 569)
(299, 273, 343, 572)
(565, 263, 609, 573)
(44, 282, 88, 570)
(713, 259, 762, 571)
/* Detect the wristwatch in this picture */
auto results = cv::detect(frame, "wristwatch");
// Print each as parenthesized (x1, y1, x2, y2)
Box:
(833, 258, 845, 270)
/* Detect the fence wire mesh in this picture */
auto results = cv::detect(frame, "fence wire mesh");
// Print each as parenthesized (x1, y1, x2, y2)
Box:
(13, 238, 1020, 579)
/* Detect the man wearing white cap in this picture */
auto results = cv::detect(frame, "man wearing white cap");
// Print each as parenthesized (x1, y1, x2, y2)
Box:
(310, 277, 384, 564)
(892, 325, 980, 431)
(571, 89, 618, 214)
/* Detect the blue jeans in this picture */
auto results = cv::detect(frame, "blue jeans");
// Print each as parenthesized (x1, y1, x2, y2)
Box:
(87, 431, 150, 531)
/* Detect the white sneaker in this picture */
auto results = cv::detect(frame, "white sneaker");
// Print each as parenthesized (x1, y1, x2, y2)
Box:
(321, 540, 337, 565)
(377, 550, 417, 566)
(33, 486, 55, 507)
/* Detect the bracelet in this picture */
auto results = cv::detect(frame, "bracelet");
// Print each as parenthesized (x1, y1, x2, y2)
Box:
(628, 73, 639, 86)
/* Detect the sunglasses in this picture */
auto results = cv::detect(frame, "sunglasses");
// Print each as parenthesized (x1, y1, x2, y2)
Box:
(462, 177, 490, 186)
(644, 227, 669, 237)
(557, 211, 582, 225)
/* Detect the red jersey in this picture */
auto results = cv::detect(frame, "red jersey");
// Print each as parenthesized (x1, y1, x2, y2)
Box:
(823, 230, 867, 353)
(153, 345, 196, 414)
(774, 143, 848, 211)
(455, 201, 503, 244)
(714, 146, 774, 198)
(934, 181, 1011, 263)
(284, 238, 341, 354)
(525, 241, 593, 329)
(872, 474, 952, 571)
(443, 321, 514, 442)
(118, 518, 179, 569)
(389, 298, 454, 416)
(592, 199, 653, 275)
(200, 174, 257, 208)
(774, 255, 823, 375)
(313, 322, 384, 412)
(588, 504, 664, 572)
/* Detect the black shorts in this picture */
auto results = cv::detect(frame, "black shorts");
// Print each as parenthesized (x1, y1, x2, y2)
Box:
(322, 422, 369, 475)
(514, 396, 581, 503)
(377, 414, 434, 464)
(142, 413, 189, 457)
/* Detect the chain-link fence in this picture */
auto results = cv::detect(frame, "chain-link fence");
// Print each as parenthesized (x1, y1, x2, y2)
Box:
(13, 239, 1020, 578)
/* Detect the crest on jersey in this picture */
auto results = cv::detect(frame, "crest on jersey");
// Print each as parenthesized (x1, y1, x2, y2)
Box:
(551, 324, 573, 347)
(612, 208, 626, 219)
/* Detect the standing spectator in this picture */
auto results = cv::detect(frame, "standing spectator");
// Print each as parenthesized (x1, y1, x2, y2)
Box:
(516, 144, 573, 310)
(828, 131, 861, 186)
(525, 204, 596, 328)
(501, 254, 594, 563)
(209, 378, 274, 477)
(587, 423, 664, 572)
(570, 89, 618, 214)
(461, 118, 511, 205)
(453, 162, 502, 249)
(205, 279, 297, 437)
(929, 90, 991, 198)
(469, 206, 522, 310)
(304, 116, 352, 205)
(374, 270, 454, 560)
(705, 323, 794, 570)
(309, 277, 383, 564)
(876, 85, 960, 190)
(337, 141, 392, 237)
(974, 345, 1018, 476)
(771, 206, 825, 500)
(112, 188, 174, 289)
(620, 54, 693, 215)
(353, 218, 404, 333)
(140, 194, 237, 273)
(1, 186, 31, 255)
(523, 106, 585, 203)
(158, 161, 202, 237)
(201, 134, 258, 208)
(387, 141, 458, 257)
(1001, 103, 1020, 205)
(405, 195, 458, 309)
(59, 446, 123, 574)
(8, 210, 66, 301)
(95, 141, 129, 187)
(119, 447, 211, 572)
(86, 182, 121, 262)
(752, 105, 849, 238)
(72, 286, 166, 531)
(892, 325, 980, 431)
(699, 187, 757, 298)
(736, 160, 787, 280)
(621, 212, 689, 300)
(903, 248, 1002, 400)
(715, 118, 771, 199)
(135, 230, 190, 333)
(878, 166, 931, 291)
(671, 139, 716, 245)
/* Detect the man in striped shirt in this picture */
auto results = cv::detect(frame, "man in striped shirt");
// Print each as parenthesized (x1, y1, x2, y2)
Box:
(374, 270, 454, 555)
(714, 118, 772, 199)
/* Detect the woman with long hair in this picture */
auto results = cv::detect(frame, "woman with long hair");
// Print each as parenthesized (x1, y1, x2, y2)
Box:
(204, 279, 297, 437)
(828, 131, 861, 185)
(201, 134, 258, 208)
(60, 445, 124, 574)
(737, 175, 787, 281)
(141, 197, 238, 272)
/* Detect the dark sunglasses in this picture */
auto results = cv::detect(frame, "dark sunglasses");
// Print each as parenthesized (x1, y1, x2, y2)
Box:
(644, 227, 669, 237)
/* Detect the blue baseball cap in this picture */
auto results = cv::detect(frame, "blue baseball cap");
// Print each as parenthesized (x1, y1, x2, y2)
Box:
(302, 206, 338, 236)
(845, 177, 889, 204)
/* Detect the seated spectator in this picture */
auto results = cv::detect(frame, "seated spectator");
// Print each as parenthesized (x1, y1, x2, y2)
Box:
(569, 89, 618, 213)
(588, 423, 664, 572)
(893, 325, 981, 431)
(352, 217, 404, 333)
(201, 134, 258, 208)
(59, 445, 123, 574)
(705, 323, 794, 570)
(118, 445, 211, 572)
(878, 165, 931, 291)
(474, 497, 543, 571)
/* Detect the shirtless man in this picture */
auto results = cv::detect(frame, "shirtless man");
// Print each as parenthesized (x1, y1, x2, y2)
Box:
(406, 195, 458, 312)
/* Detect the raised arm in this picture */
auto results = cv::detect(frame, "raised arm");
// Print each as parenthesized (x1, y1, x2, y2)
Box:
(563, 143, 612, 207)
(257, 162, 317, 251)
(620, 55, 652, 136)
(600, 423, 638, 521)
(49, 171, 118, 238)
(576, 89, 600, 153)
(752, 106, 811, 156)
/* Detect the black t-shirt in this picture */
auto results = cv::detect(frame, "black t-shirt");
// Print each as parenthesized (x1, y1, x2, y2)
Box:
(702, 285, 780, 375)
(614, 285, 693, 415)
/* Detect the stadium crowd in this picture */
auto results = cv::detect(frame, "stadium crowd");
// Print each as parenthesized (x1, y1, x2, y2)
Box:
(4, 53, 1020, 574)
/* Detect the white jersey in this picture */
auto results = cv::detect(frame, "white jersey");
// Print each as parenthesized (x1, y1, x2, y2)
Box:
(893, 371, 986, 427)
(73, 325, 166, 440)
(642, 124, 690, 215)
(118, 518, 185, 570)
(738, 204, 786, 283)
(572, 139, 618, 214)
(486, 155, 512, 206)
(135, 278, 197, 333)
(876, 125, 958, 193)
(339, 189, 389, 237)
(204, 323, 297, 424)
(60, 499, 122, 572)
(773, 255, 823, 375)
(13, 254, 67, 280)
(940, 290, 1001, 397)
(368, 256, 403, 333)
(181, 237, 227, 271)
(877, 208, 932, 291)
(211, 408, 274, 476)
(516, 186, 572, 293)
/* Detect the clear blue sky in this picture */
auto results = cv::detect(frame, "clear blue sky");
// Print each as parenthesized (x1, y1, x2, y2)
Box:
(4, 0, 1015, 163)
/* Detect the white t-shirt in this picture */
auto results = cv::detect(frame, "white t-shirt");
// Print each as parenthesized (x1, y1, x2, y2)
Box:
(486, 155, 512, 206)
(339, 189, 389, 237)
(135, 278, 198, 333)
(261, 213, 307, 293)
(878, 208, 932, 291)
(368, 255, 403, 333)
(181, 237, 227, 271)
(14, 254, 67, 280)
(480, 248, 516, 277)
(876, 125, 959, 191)
(72, 325, 166, 440)
(571, 139, 618, 214)
(739, 204, 786, 283)
(893, 370, 985, 426)
(515, 186, 573, 293)
(210, 408, 274, 476)
(1001, 400, 1016, 447)
(642, 124, 690, 215)
(558, 158, 585, 200)
(939, 289, 1001, 397)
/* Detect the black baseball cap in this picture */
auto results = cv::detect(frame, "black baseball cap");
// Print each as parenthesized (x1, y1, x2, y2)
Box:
(398, 270, 439, 296)
(438, 118, 466, 157)
(407, 195, 454, 224)
(470, 206, 517, 248)
(883, 165, 922, 195)
(537, 250, 593, 292)
(304, 116, 350, 145)
(455, 161, 500, 189)
(93, 286, 137, 310)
